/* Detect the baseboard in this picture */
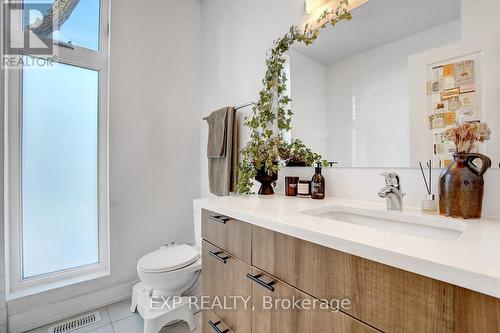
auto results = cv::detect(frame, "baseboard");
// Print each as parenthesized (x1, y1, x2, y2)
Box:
(8, 279, 139, 333)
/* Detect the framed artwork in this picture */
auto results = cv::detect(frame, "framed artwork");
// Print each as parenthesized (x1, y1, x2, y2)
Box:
(426, 53, 482, 167)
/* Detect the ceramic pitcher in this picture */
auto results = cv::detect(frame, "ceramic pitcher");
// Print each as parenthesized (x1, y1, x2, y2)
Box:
(439, 153, 491, 219)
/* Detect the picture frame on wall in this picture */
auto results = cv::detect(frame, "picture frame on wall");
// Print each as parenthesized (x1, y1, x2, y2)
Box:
(426, 52, 483, 168)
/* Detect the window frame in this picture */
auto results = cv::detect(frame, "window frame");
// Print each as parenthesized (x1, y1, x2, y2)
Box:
(4, 0, 110, 300)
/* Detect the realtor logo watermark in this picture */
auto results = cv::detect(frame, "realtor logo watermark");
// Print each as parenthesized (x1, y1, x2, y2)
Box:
(151, 296, 352, 314)
(2, 0, 56, 69)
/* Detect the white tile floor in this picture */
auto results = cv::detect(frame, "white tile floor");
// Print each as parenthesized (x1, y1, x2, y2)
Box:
(28, 299, 202, 333)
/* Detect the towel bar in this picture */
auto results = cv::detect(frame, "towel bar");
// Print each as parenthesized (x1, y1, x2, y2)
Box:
(202, 102, 255, 120)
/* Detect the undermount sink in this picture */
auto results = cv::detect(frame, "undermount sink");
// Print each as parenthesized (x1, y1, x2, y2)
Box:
(302, 205, 467, 241)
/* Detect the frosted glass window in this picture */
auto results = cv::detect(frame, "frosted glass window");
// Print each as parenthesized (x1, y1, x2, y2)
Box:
(22, 56, 99, 278)
(25, 0, 101, 50)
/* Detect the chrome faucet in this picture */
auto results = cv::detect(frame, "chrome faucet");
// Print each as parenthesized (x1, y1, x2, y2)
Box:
(378, 172, 405, 211)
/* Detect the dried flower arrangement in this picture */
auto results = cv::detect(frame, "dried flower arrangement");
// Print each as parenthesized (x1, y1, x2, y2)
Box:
(443, 122, 491, 154)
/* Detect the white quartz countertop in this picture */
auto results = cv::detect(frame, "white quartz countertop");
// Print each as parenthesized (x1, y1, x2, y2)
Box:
(193, 195, 500, 299)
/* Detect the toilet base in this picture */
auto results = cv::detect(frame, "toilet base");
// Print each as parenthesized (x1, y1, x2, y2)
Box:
(130, 282, 196, 333)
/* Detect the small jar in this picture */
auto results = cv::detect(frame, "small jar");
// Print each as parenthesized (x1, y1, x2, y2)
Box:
(285, 177, 299, 196)
(297, 180, 311, 197)
(422, 194, 439, 214)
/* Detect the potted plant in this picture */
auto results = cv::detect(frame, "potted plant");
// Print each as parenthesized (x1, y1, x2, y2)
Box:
(280, 139, 327, 167)
(235, 0, 352, 194)
(238, 136, 282, 195)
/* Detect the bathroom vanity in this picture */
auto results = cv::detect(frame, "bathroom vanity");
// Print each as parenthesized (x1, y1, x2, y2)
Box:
(195, 0, 500, 331)
(195, 195, 500, 333)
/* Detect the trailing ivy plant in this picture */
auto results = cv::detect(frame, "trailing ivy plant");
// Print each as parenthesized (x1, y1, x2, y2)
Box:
(279, 139, 328, 167)
(235, 0, 352, 194)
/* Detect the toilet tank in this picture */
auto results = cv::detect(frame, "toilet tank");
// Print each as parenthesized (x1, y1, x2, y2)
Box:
(193, 208, 202, 249)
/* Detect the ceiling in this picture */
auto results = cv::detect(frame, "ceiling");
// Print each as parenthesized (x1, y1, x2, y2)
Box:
(292, 0, 461, 65)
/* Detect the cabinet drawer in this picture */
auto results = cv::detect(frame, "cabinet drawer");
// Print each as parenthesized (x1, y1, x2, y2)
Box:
(249, 267, 379, 333)
(202, 241, 252, 333)
(252, 225, 500, 333)
(203, 309, 235, 333)
(202, 209, 251, 263)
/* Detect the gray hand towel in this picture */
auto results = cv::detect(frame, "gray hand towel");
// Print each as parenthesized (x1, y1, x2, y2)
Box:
(205, 108, 228, 158)
(206, 107, 238, 196)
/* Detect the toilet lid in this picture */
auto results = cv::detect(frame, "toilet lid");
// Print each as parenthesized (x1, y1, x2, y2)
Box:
(137, 244, 200, 273)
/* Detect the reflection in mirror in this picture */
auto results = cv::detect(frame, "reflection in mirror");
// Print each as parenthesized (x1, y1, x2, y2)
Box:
(288, 0, 464, 168)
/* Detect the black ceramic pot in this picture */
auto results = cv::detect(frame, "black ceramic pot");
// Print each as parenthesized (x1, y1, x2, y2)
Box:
(255, 167, 278, 195)
(285, 160, 307, 167)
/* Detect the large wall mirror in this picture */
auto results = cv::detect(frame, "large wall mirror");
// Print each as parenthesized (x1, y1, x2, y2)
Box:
(287, 0, 500, 168)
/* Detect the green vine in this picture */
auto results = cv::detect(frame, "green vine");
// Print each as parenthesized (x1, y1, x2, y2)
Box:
(235, 0, 352, 194)
(279, 139, 328, 167)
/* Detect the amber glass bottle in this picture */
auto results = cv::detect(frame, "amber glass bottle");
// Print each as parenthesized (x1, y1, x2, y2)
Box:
(311, 163, 325, 200)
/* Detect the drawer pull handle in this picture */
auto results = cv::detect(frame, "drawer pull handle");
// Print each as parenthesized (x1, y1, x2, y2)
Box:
(208, 215, 230, 224)
(209, 251, 229, 264)
(208, 320, 230, 333)
(246, 273, 275, 292)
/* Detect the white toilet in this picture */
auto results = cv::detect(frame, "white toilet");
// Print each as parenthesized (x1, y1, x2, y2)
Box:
(136, 243, 201, 296)
(130, 210, 202, 333)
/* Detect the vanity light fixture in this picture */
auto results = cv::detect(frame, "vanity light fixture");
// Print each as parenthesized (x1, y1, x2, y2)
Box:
(304, 0, 330, 14)
(303, 0, 370, 29)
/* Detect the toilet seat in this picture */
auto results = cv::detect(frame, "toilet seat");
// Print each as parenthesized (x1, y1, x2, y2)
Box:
(137, 244, 200, 273)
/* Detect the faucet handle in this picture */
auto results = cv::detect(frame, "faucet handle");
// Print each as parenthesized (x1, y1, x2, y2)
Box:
(380, 172, 401, 187)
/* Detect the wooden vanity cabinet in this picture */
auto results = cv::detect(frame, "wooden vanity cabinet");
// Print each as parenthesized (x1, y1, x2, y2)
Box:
(202, 241, 252, 333)
(201, 209, 251, 264)
(201, 209, 500, 333)
(203, 310, 235, 333)
(250, 267, 379, 333)
(202, 209, 377, 333)
(252, 225, 500, 333)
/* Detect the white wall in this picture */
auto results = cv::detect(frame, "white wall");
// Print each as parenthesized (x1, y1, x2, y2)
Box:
(325, 20, 460, 167)
(5, 0, 202, 331)
(461, 0, 500, 38)
(1, 2, 9, 331)
(200, 0, 500, 216)
(0, 25, 8, 333)
(289, 50, 328, 157)
(409, 29, 500, 168)
(200, 0, 305, 197)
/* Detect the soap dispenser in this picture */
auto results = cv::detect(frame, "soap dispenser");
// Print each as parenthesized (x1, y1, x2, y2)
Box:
(311, 162, 325, 200)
